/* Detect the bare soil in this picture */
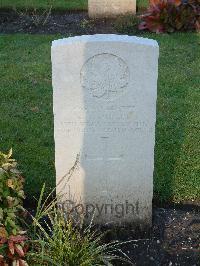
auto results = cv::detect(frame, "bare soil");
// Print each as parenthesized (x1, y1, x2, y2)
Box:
(115, 206, 200, 265)
(0, 10, 118, 35)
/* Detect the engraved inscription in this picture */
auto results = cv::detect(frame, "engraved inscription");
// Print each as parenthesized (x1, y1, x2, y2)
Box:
(80, 54, 129, 101)
(56, 105, 150, 136)
(57, 121, 148, 135)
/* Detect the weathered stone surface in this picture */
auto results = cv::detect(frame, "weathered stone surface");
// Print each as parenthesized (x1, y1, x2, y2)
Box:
(88, 0, 136, 18)
(52, 34, 159, 226)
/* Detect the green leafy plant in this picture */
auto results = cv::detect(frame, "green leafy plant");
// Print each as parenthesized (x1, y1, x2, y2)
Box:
(0, 151, 131, 265)
(139, 0, 200, 33)
(80, 19, 93, 30)
(26, 185, 132, 266)
(114, 15, 140, 35)
(0, 149, 29, 266)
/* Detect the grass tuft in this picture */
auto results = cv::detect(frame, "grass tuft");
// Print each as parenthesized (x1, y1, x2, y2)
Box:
(26, 184, 132, 265)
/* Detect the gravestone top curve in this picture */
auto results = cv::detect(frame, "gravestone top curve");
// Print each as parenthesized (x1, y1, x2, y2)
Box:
(52, 34, 159, 48)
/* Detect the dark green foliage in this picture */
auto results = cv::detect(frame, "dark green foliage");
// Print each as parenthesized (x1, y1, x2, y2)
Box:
(114, 15, 140, 35)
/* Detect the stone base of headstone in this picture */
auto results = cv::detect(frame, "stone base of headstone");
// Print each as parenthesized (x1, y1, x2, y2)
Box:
(88, 0, 136, 18)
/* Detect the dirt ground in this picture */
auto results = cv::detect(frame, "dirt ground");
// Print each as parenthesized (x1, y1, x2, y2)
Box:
(1, 9, 200, 265)
(0, 10, 124, 35)
(118, 206, 200, 265)
(25, 202, 200, 266)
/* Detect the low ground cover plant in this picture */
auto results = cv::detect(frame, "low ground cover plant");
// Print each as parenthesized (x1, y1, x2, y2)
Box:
(139, 0, 200, 33)
(114, 15, 140, 35)
(0, 151, 131, 265)
(26, 185, 131, 265)
(0, 149, 28, 266)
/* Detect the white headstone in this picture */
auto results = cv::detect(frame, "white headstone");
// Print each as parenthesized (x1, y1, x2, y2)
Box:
(88, 0, 136, 18)
(52, 35, 159, 227)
